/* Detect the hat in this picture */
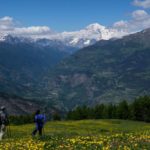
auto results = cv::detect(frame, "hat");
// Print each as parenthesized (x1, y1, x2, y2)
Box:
(0, 106, 6, 110)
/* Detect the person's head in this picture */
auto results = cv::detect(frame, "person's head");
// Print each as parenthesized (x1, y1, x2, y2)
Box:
(0, 106, 6, 111)
(35, 109, 40, 115)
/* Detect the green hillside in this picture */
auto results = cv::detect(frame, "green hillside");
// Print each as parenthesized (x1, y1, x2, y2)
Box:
(45, 29, 150, 109)
(0, 120, 150, 149)
(0, 39, 69, 99)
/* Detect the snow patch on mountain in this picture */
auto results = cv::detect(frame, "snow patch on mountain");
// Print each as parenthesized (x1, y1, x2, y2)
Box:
(0, 32, 7, 41)
(0, 23, 129, 48)
(47, 23, 128, 48)
(84, 40, 90, 45)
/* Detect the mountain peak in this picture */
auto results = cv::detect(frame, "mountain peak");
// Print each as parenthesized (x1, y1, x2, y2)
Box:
(0, 22, 130, 48)
(86, 23, 106, 31)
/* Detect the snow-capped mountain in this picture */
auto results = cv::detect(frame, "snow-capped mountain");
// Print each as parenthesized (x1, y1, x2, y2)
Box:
(45, 23, 128, 48)
(1, 34, 34, 44)
(0, 23, 128, 48)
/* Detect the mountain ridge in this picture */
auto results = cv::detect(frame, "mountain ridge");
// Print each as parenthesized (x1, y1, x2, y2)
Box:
(0, 23, 129, 48)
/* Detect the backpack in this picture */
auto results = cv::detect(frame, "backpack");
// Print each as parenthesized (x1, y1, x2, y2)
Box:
(35, 114, 44, 125)
(0, 111, 8, 125)
(0, 114, 2, 125)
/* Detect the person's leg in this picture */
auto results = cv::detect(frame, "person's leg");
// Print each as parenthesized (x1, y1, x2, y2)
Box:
(0, 125, 2, 140)
(0, 124, 5, 140)
(32, 126, 38, 136)
(38, 126, 42, 136)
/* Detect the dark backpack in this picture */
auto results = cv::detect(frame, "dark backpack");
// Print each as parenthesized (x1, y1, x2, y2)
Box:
(0, 112, 8, 125)
(0, 114, 2, 125)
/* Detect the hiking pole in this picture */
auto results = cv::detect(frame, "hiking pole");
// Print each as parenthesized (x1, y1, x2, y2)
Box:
(42, 126, 45, 137)
(6, 125, 10, 138)
(42, 108, 46, 137)
(42, 115, 46, 137)
(8, 123, 11, 138)
(7, 120, 11, 138)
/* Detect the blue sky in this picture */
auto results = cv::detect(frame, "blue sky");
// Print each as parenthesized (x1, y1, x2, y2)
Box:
(0, 0, 136, 31)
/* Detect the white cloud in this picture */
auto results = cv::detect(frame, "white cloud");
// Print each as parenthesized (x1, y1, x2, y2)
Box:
(0, 16, 14, 31)
(0, 16, 13, 22)
(14, 26, 51, 35)
(133, 0, 150, 8)
(132, 10, 149, 20)
(113, 1, 150, 34)
(113, 20, 128, 29)
(0, 16, 53, 39)
(114, 1, 150, 33)
(113, 10, 150, 33)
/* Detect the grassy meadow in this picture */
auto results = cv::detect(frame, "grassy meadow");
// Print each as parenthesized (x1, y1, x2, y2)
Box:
(0, 119, 150, 150)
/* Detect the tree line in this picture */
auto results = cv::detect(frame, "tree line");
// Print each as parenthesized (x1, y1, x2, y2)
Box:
(66, 96, 150, 122)
(8, 95, 150, 125)
(9, 114, 34, 125)
(9, 112, 61, 125)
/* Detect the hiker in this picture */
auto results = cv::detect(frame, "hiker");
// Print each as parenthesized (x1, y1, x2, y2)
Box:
(32, 110, 46, 136)
(0, 106, 9, 140)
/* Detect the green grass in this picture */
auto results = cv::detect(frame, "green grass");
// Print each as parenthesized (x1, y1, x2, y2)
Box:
(1, 119, 150, 150)
(11, 119, 150, 137)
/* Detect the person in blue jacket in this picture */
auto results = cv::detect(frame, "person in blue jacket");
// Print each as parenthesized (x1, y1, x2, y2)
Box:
(32, 109, 46, 136)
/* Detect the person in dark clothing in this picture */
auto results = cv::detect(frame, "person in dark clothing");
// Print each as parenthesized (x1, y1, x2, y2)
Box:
(32, 110, 46, 136)
(0, 106, 9, 140)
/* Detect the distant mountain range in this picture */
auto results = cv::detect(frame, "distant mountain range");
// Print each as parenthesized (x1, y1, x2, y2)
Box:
(0, 23, 128, 48)
(0, 35, 75, 98)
